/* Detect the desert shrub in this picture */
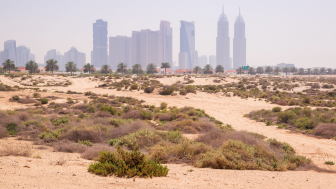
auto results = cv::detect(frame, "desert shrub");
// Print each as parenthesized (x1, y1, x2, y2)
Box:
(322, 84, 334, 89)
(78, 140, 93, 146)
(314, 124, 336, 138)
(158, 113, 171, 121)
(17, 112, 29, 121)
(272, 107, 282, 112)
(61, 130, 102, 142)
(95, 111, 112, 117)
(33, 93, 41, 98)
(84, 91, 93, 96)
(140, 110, 153, 120)
(11, 95, 20, 101)
(122, 110, 141, 119)
(109, 118, 133, 127)
(41, 98, 48, 104)
(180, 90, 187, 95)
(7, 122, 18, 136)
(276, 99, 288, 106)
(130, 84, 138, 90)
(294, 118, 314, 130)
(88, 146, 169, 178)
(325, 161, 335, 165)
(160, 88, 174, 95)
(302, 97, 311, 104)
(144, 87, 154, 93)
(52, 117, 69, 126)
(18, 98, 38, 104)
(99, 105, 117, 115)
(160, 102, 168, 110)
(311, 83, 320, 89)
(0, 144, 32, 157)
(88, 106, 95, 113)
(81, 145, 114, 160)
(288, 99, 296, 106)
(278, 111, 297, 123)
(107, 120, 151, 140)
(52, 140, 86, 153)
(0, 127, 8, 139)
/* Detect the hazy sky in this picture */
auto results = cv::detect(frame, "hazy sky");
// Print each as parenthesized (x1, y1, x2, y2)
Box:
(1, 0, 335, 68)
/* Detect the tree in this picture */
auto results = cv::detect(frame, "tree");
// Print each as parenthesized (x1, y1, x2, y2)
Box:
(83, 63, 95, 74)
(274, 67, 280, 75)
(146, 63, 157, 74)
(65, 61, 77, 76)
(290, 67, 297, 75)
(117, 62, 127, 74)
(25, 60, 38, 74)
(265, 66, 273, 75)
(132, 64, 143, 74)
(215, 65, 224, 73)
(236, 67, 243, 75)
(282, 67, 290, 75)
(161, 62, 170, 75)
(248, 67, 256, 75)
(256, 67, 264, 75)
(193, 66, 202, 75)
(298, 68, 305, 75)
(101, 64, 111, 74)
(320, 68, 326, 75)
(45, 59, 59, 74)
(307, 68, 312, 75)
(327, 68, 333, 75)
(2, 59, 15, 73)
(313, 68, 319, 75)
(203, 64, 213, 74)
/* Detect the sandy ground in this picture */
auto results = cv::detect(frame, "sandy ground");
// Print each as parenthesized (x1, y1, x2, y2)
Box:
(1, 75, 336, 188)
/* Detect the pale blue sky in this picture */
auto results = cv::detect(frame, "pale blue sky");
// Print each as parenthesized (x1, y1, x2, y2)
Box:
(0, 0, 335, 68)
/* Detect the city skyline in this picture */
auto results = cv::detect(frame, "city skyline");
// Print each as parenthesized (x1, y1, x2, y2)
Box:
(0, 0, 335, 68)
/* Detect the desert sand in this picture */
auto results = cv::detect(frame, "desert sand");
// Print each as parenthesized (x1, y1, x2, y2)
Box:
(1, 75, 336, 189)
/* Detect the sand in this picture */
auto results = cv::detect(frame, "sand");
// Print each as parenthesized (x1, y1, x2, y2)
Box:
(1, 75, 336, 188)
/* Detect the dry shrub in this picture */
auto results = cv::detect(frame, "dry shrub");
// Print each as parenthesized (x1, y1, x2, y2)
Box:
(0, 144, 32, 157)
(95, 111, 112, 117)
(276, 99, 288, 106)
(18, 98, 38, 104)
(81, 145, 115, 160)
(314, 124, 336, 138)
(107, 120, 151, 139)
(58, 109, 71, 114)
(161, 120, 217, 134)
(122, 110, 141, 119)
(72, 104, 89, 112)
(17, 112, 29, 121)
(52, 140, 87, 153)
(61, 130, 102, 143)
(0, 127, 8, 139)
(55, 156, 67, 166)
(158, 113, 171, 121)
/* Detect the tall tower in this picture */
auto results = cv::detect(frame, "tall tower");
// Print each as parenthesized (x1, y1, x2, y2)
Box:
(92, 19, 108, 68)
(160, 21, 173, 65)
(4, 40, 17, 65)
(179, 21, 195, 69)
(233, 8, 246, 69)
(216, 6, 230, 70)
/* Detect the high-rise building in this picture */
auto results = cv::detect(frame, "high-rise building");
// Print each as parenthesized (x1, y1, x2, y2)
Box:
(131, 31, 141, 67)
(139, 29, 160, 68)
(198, 55, 208, 68)
(109, 36, 132, 70)
(233, 8, 246, 69)
(63, 47, 86, 71)
(0, 51, 4, 64)
(16, 46, 35, 67)
(216, 7, 230, 70)
(209, 55, 216, 69)
(4, 40, 17, 65)
(180, 21, 195, 69)
(178, 52, 188, 69)
(44, 49, 63, 68)
(92, 19, 108, 68)
(160, 21, 173, 65)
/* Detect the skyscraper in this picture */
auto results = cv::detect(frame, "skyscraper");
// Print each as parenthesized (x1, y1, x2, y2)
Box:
(4, 40, 17, 65)
(180, 21, 195, 69)
(63, 47, 86, 71)
(160, 21, 173, 65)
(233, 8, 246, 69)
(16, 46, 35, 67)
(92, 19, 108, 68)
(216, 6, 230, 70)
(109, 36, 132, 70)
(44, 49, 63, 68)
(198, 55, 208, 68)
(209, 55, 216, 69)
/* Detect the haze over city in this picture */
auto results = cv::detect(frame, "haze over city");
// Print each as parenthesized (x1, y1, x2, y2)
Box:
(0, 0, 335, 69)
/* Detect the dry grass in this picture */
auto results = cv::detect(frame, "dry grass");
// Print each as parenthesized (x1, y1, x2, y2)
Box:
(122, 110, 141, 119)
(0, 127, 8, 139)
(81, 145, 115, 160)
(314, 124, 336, 138)
(0, 144, 32, 157)
(60, 130, 102, 143)
(107, 120, 151, 140)
(52, 140, 87, 153)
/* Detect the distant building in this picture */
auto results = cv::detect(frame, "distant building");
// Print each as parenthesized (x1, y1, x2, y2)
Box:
(216, 7, 230, 70)
(4, 40, 17, 65)
(233, 9, 246, 69)
(276, 63, 295, 69)
(178, 52, 188, 69)
(44, 49, 63, 70)
(160, 21, 173, 65)
(198, 55, 208, 68)
(92, 19, 108, 68)
(16, 46, 35, 67)
(63, 47, 86, 71)
(109, 36, 132, 70)
(0, 51, 4, 64)
(209, 55, 216, 69)
(174, 69, 194, 74)
(180, 21, 195, 69)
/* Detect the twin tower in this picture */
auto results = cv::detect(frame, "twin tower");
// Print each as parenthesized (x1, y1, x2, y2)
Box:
(217, 7, 246, 70)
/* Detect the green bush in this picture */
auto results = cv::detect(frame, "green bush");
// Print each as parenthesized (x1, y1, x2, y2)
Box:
(88, 106, 95, 113)
(140, 110, 153, 120)
(7, 122, 18, 136)
(52, 117, 69, 126)
(160, 88, 174, 95)
(272, 107, 282, 112)
(294, 118, 314, 130)
(41, 98, 48, 104)
(325, 161, 335, 165)
(160, 102, 168, 110)
(302, 97, 311, 104)
(144, 87, 154, 93)
(78, 140, 93, 146)
(109, 118, 133, 127)
(288, 99, 296, 106)
(88, 146, 169, 178)
(130, 84, 138, 90)
(278, 111, 297, 123)
(12, 95, 20, 101)
(100, 105, 117, 115)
